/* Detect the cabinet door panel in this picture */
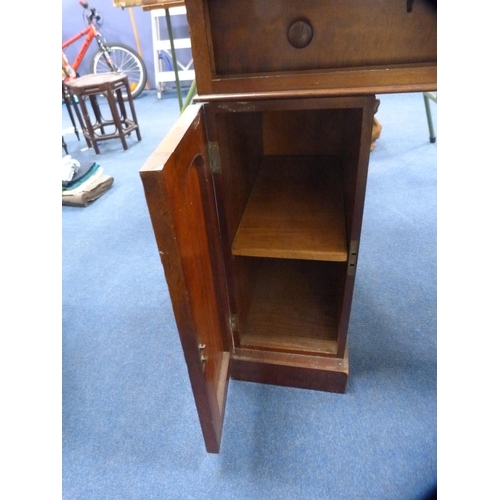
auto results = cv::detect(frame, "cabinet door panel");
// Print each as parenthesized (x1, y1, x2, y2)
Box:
(140, 104, 231, 453)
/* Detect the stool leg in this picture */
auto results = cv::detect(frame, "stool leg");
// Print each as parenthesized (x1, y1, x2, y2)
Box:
(116, 87, 128, 124)
(64, 92, 92, 148)
(62, 87, 80, 141)
(107, 89, 129, 151)
(89, 95, 105, 135)
(124, 83, 141, 141)
(79, 96, 100, 155)
(69, 94, 92, 148)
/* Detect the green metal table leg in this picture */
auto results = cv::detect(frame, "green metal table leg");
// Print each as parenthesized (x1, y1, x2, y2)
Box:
(165, 8, 183, 112)
(181, 80, 197, 113)
(423, 92, 437, 143)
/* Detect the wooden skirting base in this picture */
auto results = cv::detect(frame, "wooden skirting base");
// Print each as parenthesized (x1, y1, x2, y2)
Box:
(230, 347, 349, 394)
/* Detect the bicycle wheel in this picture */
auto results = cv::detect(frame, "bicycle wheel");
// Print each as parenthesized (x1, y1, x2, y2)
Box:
(89, 43, 147, 99)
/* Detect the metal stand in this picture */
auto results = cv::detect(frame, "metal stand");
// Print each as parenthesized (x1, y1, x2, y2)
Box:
(145, 2, 196, 111)
(423, 92, 437, 143)
(164, 8, 184, 111)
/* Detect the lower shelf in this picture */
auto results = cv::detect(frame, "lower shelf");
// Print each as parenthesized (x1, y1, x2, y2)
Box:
(237, 258, 343, 356)
(230, 347, 349, 393)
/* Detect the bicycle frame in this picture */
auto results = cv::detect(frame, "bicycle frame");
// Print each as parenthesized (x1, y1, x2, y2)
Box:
(62, 23, 99, 74)
(62, 2, 146, 99)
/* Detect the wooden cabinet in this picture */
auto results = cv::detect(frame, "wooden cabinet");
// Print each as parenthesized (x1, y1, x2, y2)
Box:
(140, 0, 436, 453)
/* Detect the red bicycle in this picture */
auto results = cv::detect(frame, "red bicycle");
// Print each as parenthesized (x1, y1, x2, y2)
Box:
(62, 1, 147, 99)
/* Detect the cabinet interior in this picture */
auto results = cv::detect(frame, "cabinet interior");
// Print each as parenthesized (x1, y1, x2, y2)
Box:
(214, 105, 364, 358)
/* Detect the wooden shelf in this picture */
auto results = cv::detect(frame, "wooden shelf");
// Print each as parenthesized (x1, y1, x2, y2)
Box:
(239, 258, 340, 356)
(232, 156, 347, 261)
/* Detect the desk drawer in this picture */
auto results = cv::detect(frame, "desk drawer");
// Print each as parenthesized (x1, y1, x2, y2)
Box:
(185, 0, 437, 98)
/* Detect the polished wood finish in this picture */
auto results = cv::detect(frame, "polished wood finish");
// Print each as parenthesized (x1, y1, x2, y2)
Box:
(140, 105, 231, 453)
(231, 347, 349, 393)
(335, 99, 374, 356)
(207, 1, 435, 74)
(185, 0, 437, 97)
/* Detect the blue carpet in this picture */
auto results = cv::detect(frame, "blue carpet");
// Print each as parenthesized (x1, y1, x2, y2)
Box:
(62, 90, 436, 500)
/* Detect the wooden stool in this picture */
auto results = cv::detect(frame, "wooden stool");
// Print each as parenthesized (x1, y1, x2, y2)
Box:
(64, 72, 142, 155)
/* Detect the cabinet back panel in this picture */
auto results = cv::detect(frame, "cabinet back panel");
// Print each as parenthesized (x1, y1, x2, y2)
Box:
(262, 110, 344, 156)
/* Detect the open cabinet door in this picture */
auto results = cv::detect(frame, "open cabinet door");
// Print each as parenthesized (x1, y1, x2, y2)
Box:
(140, 104, 231, 453)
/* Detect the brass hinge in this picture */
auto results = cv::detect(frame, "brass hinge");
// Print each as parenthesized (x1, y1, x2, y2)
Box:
(198, 342, 208, 371)
(347, 240, 359, 276)
(208, 142, 221, 174)
(229, 313, 238, 333)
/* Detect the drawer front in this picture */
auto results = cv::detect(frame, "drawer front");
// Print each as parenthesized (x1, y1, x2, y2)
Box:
(209, 0, 436, 75)
(186, 0, 437, 97)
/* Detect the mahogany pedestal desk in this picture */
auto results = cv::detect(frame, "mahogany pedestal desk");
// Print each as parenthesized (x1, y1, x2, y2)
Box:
(140, 0, 437, 453)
